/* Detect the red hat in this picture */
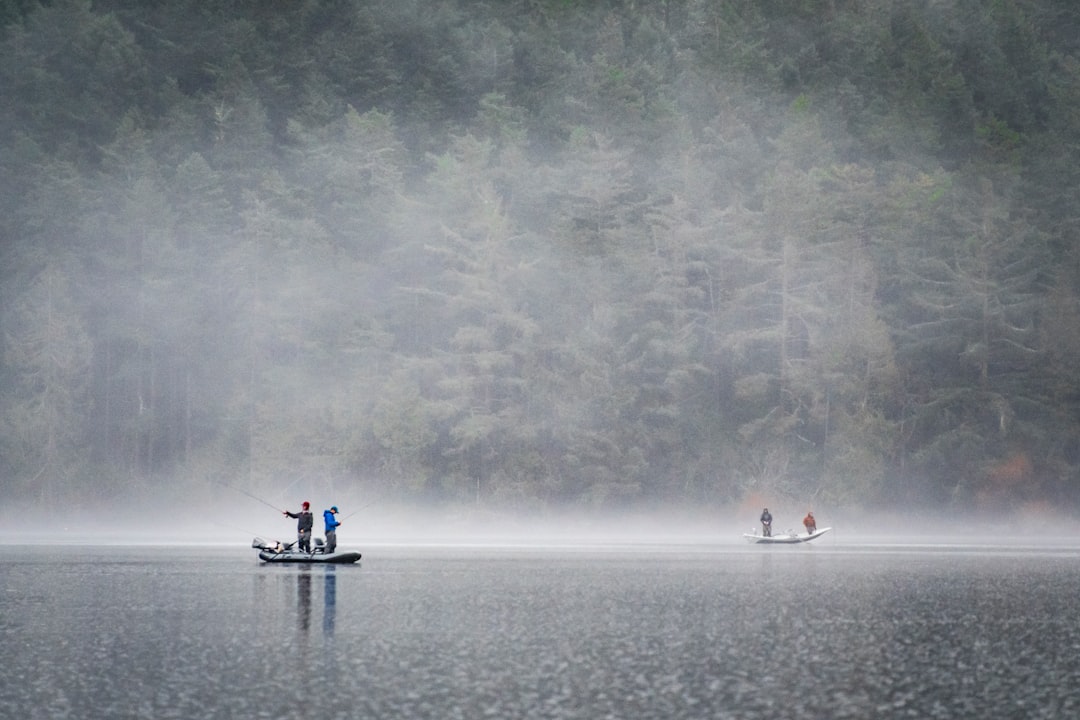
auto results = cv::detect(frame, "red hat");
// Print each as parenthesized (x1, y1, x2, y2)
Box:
(302, 501, 310, 509)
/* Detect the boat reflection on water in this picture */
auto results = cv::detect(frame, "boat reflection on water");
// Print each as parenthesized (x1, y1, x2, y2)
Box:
(290, 566, 336, 642)
(297, 566, 312, 633)
(323, 568, 336, 638)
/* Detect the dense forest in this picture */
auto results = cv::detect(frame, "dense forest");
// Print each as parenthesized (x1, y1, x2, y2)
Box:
(2, 0, 1079, 521)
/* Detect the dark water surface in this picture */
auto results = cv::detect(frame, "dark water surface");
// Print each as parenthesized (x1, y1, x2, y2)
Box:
(2, 542, 1079, 719)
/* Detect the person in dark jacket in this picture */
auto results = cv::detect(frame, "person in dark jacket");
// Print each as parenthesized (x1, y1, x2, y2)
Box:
(760, 508, 773, 537)
(284, 501, 314, 552)
(323, 506, 341, 554)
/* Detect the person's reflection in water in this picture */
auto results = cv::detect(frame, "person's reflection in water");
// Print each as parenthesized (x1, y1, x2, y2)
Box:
(323, 567, 336, 638)
(297, 566, 312, 634)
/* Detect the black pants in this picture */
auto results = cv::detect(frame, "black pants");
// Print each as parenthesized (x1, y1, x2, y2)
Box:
(762, 524, 771, 537)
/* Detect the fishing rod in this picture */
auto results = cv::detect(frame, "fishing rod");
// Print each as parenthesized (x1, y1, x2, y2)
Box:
(211, 479, 284, 514)
(339, 492, 386, 521)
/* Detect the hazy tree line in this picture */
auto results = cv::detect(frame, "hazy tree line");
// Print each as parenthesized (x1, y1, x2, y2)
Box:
(1, 0, 1079, 517)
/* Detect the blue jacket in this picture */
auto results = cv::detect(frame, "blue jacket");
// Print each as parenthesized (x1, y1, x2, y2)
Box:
(324, 509, 341, 533)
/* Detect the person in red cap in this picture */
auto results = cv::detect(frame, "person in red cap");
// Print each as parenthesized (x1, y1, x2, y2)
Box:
(283, 501, 314, 552)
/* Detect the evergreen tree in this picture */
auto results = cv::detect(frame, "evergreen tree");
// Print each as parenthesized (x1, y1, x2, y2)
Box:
(2, 263, 92, 502)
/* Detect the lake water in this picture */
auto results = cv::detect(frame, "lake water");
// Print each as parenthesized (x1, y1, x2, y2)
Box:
(2, 541, 1079, 719)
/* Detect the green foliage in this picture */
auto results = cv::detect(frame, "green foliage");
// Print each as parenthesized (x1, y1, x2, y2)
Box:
(1, 0, 1078, 518)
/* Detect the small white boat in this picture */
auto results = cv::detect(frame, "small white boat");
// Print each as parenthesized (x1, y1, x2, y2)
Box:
(743, 527, 832, 544)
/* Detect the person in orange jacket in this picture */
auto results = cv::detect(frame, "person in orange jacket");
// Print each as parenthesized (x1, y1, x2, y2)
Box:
(803, 511, 817, 535)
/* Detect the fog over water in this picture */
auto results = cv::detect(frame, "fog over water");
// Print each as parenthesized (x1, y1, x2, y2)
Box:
(5, 492, 1080, 548)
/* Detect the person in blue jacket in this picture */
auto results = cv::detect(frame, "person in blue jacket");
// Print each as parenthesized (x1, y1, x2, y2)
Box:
(323, 506, 341, 553)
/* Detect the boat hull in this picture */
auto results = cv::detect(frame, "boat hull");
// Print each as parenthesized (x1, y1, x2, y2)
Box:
(257, 550, 361, 564)
(744, 527, 832, 544)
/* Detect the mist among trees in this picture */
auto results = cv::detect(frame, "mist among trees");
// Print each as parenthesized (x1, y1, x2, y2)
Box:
(2, 0, 1079, 521)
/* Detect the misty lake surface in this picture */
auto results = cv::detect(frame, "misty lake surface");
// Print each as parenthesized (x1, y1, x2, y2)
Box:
(2, 541, 1079, 720)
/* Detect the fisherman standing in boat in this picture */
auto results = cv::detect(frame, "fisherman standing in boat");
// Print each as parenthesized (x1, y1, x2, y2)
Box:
(323, 505, 341, 554)
(283, 501, 314, 552)
(760, 508, 773, 537)
(803, 511, 817, 535)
